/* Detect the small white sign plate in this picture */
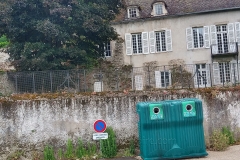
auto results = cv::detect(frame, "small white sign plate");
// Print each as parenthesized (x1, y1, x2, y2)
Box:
(93, 133, 108, 140)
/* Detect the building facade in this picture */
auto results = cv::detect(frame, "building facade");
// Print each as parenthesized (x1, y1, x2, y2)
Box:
(106, 0, 240, 89)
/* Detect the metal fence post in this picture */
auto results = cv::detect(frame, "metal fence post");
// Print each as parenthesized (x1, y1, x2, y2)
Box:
(148, 66, 150, 88)
(50, 71, 53, 92)
(15, 75, 18, 93)
(180, 65, 183, 88)
(131, 68, 134, 91)
(233, 63, 236, 86)
(67, 71, 70, 90)
(77, 71, 80, 92)
(84, 69, 86, 92)
(116, 69, 119, 91)
(164, 65, 167, 89)
(100, 70, 103, 92)
(209, 64, 212, 87)
(32, 73, 35, 93)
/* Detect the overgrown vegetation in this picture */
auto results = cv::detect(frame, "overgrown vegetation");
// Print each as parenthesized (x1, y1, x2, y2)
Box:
(100, 127, 117, 158)
(0, 0, 124, 71)
(44, 146, 55, 160)
(210, 127, 236, 151)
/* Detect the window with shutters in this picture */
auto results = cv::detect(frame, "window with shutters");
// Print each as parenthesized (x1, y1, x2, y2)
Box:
(132, 33, 143, 54)
(193, 27, 204, 48)
(219, 62, 230, 83)
(160, 71, 170, 87)
(155, 71, 171, 88)
(149, 30, 172, 53)
(155, 31, 166, 52)
(186, 26, 210, 49)
(125, 32, 149, 55)
(104, 42, 111, 57)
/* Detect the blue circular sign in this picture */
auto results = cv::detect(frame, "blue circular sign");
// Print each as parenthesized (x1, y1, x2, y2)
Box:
(94, 119, 107, 133)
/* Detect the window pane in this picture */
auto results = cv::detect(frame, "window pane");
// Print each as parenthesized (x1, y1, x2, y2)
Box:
(132, 35, 137, 53)
(155, 31, 166, 52)
(198, 28, 204, 47)
(193, 28, 198, 48)
(132, 33, 142, 54)
(193, 27, 204, 48)
(155, 4, 163, 15)
(129, 8, 137, 18)
(105, 42, 111, 57)
(137, 34, 142, 53)
(155, 32, 161, 52)
(161, 32, 166, 51)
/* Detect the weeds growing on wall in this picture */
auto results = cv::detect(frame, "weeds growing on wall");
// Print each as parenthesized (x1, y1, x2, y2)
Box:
(222, 126, 235, 145)
(210, 127, 236, 151)
(100, 127, 117, 158)
(64, 139, 74, 159)
(129, 139, 135, 155)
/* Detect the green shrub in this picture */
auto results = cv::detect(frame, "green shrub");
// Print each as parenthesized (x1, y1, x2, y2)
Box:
(100, 127, 117, 158)
(210, 130, 229, 151)
(44, 145, 55, 160)
(64, 139, 74, 159)
(222, 126, 235, 145)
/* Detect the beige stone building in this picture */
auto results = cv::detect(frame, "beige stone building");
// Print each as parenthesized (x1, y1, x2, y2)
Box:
(105, 0, 240, 89)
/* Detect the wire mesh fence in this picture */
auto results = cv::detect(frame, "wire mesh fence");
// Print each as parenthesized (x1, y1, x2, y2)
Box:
(3, 62, 240, 94)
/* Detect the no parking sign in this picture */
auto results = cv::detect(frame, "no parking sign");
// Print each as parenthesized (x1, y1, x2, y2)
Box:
(93, 119, 108, 140)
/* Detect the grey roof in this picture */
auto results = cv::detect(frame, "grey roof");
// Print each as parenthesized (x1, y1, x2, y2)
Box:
(114, 0, 240, 22)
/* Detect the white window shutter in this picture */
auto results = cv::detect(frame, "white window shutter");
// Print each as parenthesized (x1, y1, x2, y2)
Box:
(193, 65, 198, 87)
(206, 64, 211, 87)
(210, 25, 218, 54)
(186, 27, 193, 49)
(235, 22, 240, 45)
(125, 33, 132, 55)
(166, 29, 172, 51)
(155, 71, 161, 88)
(168, 71, 172, 86)
(135, 75, 143, 90)
(149, 31, 155, 53)
(203, 26, 210, 48)
(212, 62, 220, 85)
(230, 60, 238, 84)
(228, 23, 235, 43)
(142, 32, 149, 54)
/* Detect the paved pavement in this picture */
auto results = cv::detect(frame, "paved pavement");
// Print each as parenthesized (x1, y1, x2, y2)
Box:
(107, 145, 240, 160)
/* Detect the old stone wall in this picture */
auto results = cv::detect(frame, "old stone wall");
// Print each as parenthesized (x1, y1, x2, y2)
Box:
(0, 92, 240, 152)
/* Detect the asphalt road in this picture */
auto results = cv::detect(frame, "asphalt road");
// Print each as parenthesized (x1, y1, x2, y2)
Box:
(106, 145, 240, 160)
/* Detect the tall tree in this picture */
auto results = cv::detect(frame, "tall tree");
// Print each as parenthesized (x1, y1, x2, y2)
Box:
(0, 0, 123, 71)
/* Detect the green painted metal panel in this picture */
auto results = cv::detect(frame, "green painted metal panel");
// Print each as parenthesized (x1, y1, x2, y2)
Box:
(136, 98, 208, 160)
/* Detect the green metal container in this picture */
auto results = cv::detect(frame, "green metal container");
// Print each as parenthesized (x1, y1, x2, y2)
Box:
(136, 98, 208, 160)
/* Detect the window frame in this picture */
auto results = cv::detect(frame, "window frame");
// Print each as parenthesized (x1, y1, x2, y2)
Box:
(219, 62, 231, 83)
(128, 7, 138, 18)
(192, 27, 204, 49)
(132, 33, 143, 54)
(155, 30, 167, 52)
(154, 3, 163, 15)
(104, 42, 111, 57)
